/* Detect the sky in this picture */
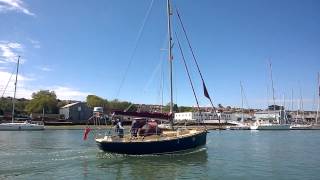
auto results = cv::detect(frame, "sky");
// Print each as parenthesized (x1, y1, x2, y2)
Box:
(0, 0, 319, 110)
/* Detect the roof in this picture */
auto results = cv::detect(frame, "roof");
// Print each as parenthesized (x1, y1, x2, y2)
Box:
(255, 110, 280, 114)
(61, 102, 80, 108)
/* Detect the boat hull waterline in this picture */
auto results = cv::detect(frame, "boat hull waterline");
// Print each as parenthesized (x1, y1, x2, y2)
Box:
(0, 123, 45, 131)
(250, 124, 290, 130)
(96, 131, 207, 155)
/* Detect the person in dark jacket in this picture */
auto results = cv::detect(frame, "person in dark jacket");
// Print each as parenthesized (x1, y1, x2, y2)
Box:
(114, 119, 124, 138)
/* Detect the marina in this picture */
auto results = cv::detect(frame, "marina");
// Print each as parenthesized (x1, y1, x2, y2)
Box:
(0, 0, 319, 179)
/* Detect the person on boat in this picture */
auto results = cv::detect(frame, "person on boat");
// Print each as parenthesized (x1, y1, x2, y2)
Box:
(114, 119, 124, 138)
(130, 118, 146, 137)
(138, 119, 162, 137)
(130, 119, 139, 137)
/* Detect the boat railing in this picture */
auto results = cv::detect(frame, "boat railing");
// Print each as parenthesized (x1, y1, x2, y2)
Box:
(21, 120, 44, 125)
(95, 125, 204, 141)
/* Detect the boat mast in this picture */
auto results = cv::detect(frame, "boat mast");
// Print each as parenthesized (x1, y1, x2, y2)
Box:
(12, 56, 20, 123)
(300, 86, 304, 123)
(316, 72, 319, 124)
(167, 0, 173, 115)
(269, 61, 277, 123)
(240, 81, 244, 122)
(291, 89, 293, 111)
(283, 93, 286, 124)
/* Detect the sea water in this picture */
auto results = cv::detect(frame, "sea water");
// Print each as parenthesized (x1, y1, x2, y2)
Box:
(0, 130, 319, 179)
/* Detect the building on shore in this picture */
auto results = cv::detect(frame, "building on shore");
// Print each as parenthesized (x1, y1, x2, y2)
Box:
(59, 102, 92, 124)
(174, 111, 254, 124)
(288, 111, 317, 124)
(254, 110, 288, 124)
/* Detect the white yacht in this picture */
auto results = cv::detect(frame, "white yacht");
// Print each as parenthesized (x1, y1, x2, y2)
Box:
(0, 56, 44, 131)
(0, 121, 44, 131)
(290, 124, 312, 130)
(250, 123, 290, 130)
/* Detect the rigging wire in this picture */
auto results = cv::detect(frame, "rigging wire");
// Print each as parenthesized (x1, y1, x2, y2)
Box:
(115, 0, 155, 99)
(240, 81, 251, 109)
(143, 51, 165, 93)
(1, 66, 16, 98)
(175, 32, 202, 122)
(156, 52, 165, 109)
(175, 8, 216, 112)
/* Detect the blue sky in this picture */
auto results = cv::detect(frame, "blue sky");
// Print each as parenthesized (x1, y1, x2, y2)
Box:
(0, 0, 319, 110)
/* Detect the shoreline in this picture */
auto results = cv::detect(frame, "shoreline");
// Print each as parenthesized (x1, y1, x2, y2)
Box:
(44, 125, 224, 130)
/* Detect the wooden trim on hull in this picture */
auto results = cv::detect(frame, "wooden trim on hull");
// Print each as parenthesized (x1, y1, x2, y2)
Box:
(96, 131, 207, 155)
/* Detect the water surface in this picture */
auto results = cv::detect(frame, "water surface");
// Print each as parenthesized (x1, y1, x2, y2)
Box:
(0, 130, 319, 179)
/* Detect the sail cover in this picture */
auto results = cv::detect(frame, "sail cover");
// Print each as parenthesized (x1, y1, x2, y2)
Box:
(112, 111, 172, 120)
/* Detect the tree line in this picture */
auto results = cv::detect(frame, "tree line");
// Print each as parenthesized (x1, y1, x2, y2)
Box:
(0, 90, 138, 115)
(0, 90, 199, 116)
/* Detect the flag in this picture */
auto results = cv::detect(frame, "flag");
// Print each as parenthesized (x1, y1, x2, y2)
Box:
(83, 127, 91, 141)
(203, 81, 211, 100)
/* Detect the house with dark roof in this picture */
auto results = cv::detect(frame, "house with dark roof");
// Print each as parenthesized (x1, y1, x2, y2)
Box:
(59, 102, 92, 124)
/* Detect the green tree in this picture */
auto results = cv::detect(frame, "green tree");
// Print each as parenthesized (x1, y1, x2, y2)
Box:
(57, 100, 68, 108)
(108, 99, 134, 111)
(25, 90, 58, 114)
(15, 98, 29, 115)
(163, 103, 179, 112)
(218, 104, 224, 109)
(0, 97, 29, 115)
(0, 97, 13, 113)
(86, 95, 106, 108)
(179, 106, 194, 112)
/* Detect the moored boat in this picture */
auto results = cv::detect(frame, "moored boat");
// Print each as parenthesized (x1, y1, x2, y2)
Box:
(0, 122, 44, 131)
(250, 123, 290, 130)
(290, 124, 312, 130)
(0, 56, 44, 131)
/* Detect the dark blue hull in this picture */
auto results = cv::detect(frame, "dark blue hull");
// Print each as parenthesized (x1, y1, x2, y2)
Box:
(96, 131, 207, 155)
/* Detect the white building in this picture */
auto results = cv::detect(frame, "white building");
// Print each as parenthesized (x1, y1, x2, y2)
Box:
(254, 110, 287, 124)
(174, 111, 232, 123)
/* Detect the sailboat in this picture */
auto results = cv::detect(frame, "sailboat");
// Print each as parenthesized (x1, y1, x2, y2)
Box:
(311, 72, 320, 130)
(250, 61, 290, 130)
(95, 0, 209, 154)
(290, 87, 312, 130)
(0, 56, 44, 131)
(228, 81, 250, 130)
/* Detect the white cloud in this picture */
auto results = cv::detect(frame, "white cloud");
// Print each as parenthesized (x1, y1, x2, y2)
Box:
(0, 70, 34, 98)
(0, 71, 90, 100)
(38, 66, 52, 72)
(51, 86, 90, 100)
(0, 41, 23, 64)
(28, 39, 40, 48)
(0, 0, 34, 16)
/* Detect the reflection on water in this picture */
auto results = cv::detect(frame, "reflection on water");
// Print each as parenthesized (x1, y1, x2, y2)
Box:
(94, 148, 208, 180)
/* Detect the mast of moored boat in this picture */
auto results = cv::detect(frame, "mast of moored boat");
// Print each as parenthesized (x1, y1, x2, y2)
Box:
(269, 61, 277, 123)
(299, 86, 305, 123)
(167, 0, 174, 127)
(291, 88, 293, 120)
(12, 56, 20, 123)
(316, 72, 320, 124)
(240, 81, 244, 122)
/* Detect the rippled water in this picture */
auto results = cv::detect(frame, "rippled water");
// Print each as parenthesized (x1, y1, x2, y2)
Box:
(0, 130, 319, 179)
